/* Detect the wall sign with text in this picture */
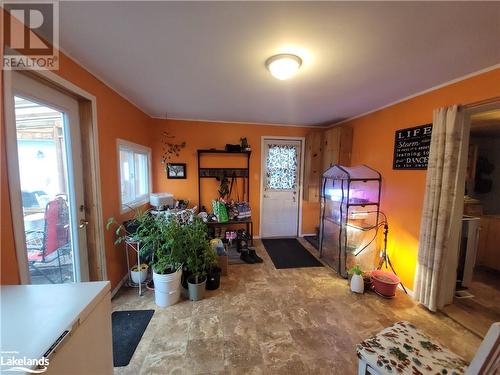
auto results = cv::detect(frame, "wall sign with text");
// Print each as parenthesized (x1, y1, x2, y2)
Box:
(393, 124, 432, 170)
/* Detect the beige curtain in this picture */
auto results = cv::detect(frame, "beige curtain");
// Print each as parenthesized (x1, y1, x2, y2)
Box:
(414, 105, 467, 312)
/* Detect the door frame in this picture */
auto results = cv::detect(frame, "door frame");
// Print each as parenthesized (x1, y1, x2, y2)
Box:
(3, 69, 107, 284)
(441, 99, 500, 305)
(259, 136, 305, 238)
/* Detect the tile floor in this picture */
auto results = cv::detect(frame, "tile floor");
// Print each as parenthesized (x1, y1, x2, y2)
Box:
(112, 239, 481, 375)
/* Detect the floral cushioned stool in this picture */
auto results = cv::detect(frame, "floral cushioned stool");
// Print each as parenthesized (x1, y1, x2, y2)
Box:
(356, 321, 468, 375)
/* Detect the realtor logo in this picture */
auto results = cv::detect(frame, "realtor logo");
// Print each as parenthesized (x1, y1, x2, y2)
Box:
(1, 351, 49, 373)
(2, 1, 59, 70)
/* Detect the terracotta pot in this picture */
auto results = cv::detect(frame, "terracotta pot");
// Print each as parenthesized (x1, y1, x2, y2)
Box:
(371, 270, 400, 298)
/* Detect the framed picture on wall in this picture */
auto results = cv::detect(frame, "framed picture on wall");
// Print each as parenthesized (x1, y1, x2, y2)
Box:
(167, 163, 187, 179)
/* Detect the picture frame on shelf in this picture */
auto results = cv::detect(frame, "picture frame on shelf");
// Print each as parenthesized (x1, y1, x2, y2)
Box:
(167, 163, 187, 179)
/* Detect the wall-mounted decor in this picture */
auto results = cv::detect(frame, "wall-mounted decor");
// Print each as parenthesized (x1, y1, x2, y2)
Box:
(167, 163, 187, 179)
(393, 124, 432, 170)
(160, 131, 186, 166)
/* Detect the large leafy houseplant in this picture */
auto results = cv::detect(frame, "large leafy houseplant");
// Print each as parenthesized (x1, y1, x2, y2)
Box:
(151, 217, 183, 275)
(181, 218, 217, 284)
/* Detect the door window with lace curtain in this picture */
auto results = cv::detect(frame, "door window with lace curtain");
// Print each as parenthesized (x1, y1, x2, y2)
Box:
(265, 144, 298, 190)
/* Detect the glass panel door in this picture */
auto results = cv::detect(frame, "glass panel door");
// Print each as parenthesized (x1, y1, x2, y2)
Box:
(14, 97, 75, 283)
(9, 72, 89, 284)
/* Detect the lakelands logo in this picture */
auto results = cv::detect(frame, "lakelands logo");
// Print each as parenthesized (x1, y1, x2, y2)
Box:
(0, 351, 49, 373)
(2, 1, 59, 70)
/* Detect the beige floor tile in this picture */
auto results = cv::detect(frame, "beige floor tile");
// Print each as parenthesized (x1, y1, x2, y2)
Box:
(264, 358, 309, 375)
(223, 335, 263, 368)
(112, 239, 482, 375)
(259, 330, 302, 366)
(221, 310, 257, 339)
(186, 337, 225, 374)
(189, 313, 223, 340)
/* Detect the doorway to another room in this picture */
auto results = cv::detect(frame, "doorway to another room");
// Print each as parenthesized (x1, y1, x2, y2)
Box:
(5, 72, 96, 285)
(443, 104, 500, 337)
(260, 138, 304, 238)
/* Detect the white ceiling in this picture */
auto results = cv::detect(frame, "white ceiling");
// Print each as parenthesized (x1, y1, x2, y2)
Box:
(59, 2, 500, 126)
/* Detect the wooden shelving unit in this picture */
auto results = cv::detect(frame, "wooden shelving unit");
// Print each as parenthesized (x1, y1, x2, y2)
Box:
(197, 149, 253, 243)
(197, 149, 251, 205)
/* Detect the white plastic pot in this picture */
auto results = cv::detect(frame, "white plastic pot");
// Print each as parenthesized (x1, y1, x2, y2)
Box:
(153, 267, 182, 307)
(350, 274, 364, 294)
(130, 268, 148, 284)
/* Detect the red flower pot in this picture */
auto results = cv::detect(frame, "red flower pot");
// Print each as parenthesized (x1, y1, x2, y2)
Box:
(371, 270, 400, 298)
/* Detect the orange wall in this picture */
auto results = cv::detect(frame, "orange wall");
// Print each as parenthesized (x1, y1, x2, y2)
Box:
(1, 52, 152, 287)
(150, 119, 319, 236)
(2, 21, 498, 291)
(343, 68, 500, 289)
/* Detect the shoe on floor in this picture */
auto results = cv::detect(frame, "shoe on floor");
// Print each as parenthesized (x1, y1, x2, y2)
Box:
(248, 248, 263, 263)
(240, 250, 256, 264)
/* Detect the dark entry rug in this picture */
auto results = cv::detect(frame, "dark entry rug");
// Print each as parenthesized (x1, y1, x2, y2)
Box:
(262, 238, 323, 269)
(112, 309, 154, 367)
(303, 235, 319, 250)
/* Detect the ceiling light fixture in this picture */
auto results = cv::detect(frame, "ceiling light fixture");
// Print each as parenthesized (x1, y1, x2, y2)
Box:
(265, 54, 302, 80)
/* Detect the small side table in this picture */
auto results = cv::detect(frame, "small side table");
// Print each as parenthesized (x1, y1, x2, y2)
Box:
(124, 238, 149, 296)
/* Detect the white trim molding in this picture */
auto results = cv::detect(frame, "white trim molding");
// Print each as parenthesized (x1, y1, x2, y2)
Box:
(155, 116, 321, 129)
(3, 69, 108, 283)
(111, 273, 129, 298)
(331, 64, 500, 127)
(116, 138, 153, 214)
(399, 284, 414, 298)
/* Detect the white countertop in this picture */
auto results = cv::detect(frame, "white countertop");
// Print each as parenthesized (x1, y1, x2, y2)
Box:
(1, 281, 110, 371)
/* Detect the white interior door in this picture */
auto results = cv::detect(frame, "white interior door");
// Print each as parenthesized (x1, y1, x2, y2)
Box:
(261, 139, 302, 238)
(6, 72, 90, 284)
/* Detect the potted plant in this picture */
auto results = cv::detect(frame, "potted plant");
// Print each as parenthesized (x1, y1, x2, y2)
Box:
(206, 265, 221, 291)
(106, 208, 158, 286)
(130, 263, 148, 284)
(181, 219, 216, 301)
(206, 239, 223, 290)
(106, 207, 158, 263)
(150, 217, 183, 307)
(349, 265, 364, 294)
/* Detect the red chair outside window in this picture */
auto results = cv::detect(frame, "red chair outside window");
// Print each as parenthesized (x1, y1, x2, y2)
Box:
(25, 196, 71, 283)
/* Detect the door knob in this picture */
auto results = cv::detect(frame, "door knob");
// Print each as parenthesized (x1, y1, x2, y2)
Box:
(79, 219, 89, 229)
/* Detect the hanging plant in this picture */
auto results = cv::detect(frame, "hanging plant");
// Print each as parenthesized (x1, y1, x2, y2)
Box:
(160, 132, 186, 171)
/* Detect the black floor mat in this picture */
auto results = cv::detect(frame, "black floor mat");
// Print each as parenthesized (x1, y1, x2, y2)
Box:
(262, 238, 323, 269)
(112, 310, 154, 367)
(303, 235, 319, 250)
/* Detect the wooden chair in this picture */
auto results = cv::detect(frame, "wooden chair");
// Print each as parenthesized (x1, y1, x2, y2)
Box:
(357, 321, 499, 375)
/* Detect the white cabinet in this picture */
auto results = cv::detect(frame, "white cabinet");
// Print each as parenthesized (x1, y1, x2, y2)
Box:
(1, 282, 113, 375)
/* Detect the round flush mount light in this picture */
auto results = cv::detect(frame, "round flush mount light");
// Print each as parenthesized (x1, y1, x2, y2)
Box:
(265, 54, 302, 80)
